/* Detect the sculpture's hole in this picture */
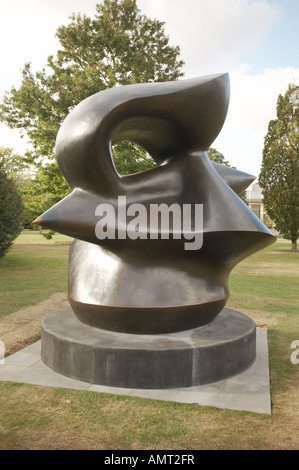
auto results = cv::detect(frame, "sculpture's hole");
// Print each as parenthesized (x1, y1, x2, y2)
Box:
(112, 141, 157, 176)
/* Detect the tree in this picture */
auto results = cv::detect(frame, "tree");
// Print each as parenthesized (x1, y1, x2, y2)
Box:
(0, 147, 28, 177)
(259, 84, 299, 251)
(0, 147, 38, 226)
(207, 147, 231, 166)
(0, 162, 24, 258)
(0, 0, 184, 220)
(113, 145, 238, 178)
(113, 141, 156, 175)
(23, 163, 71, 226)
(208, 147, 248, 203)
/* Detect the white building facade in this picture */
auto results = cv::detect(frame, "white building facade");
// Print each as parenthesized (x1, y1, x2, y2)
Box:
(246, 183, 267, 224)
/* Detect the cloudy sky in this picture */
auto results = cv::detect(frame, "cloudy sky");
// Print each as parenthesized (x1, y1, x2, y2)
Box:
(0, 0, 298, 179)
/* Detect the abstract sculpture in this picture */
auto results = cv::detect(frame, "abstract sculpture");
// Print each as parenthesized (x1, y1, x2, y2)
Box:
(35, 73, 275, 333)
(37, 74, 276, 388)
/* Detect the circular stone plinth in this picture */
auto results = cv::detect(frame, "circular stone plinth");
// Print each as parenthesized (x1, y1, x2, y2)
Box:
(41, 307, 256, 389)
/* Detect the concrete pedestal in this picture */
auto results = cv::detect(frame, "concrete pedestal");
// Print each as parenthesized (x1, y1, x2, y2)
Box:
(41, 307, 256, 389)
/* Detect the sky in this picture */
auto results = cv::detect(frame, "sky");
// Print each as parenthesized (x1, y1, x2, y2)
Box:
(0, 0, 298, 180)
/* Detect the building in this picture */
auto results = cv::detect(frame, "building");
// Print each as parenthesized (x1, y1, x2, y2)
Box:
(246, 183, 267, 224)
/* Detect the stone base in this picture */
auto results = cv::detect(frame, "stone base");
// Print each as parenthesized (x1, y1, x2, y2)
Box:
(41, 307, 256, 389)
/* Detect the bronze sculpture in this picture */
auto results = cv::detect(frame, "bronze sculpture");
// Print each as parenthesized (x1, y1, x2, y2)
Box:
(35, 73, 276, 335)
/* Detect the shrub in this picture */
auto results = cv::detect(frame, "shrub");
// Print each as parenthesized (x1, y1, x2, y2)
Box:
(0, 163, 24, 258)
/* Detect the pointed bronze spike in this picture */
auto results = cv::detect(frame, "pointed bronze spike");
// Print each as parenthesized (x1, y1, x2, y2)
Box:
(32, 216, 42, 226)
(211, 161, 256, 195)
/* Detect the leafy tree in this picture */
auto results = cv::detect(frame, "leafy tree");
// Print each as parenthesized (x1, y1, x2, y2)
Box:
(0, 0, 184, 222)
(0, 147, 28, 177)
(259, 84, 299, 252)
(23, 163, 71, 226)
(0, 162, 24, 258)
(0, 147, 38, 226)
(207, 147, 231, 166)
(113, 141, 156, 175)
(113, 145, 238, 177)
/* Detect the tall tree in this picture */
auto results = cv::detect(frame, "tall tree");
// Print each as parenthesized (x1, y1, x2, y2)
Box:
(0, 0, 184, 221)
(259, 84, 299, 251)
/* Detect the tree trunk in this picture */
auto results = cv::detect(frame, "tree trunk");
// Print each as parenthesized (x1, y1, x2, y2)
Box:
(291, 240, 297, 252)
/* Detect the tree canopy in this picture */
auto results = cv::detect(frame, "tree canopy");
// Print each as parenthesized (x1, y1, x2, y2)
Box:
(207, 147, 231, 166)
(0, 147, 28, 177)
(0, 0, 184, 163)
(0, 0, 184, 223)
(1, 0, 247, 238)
(112, 141, 156, 175)
(259, 84, 299, 251)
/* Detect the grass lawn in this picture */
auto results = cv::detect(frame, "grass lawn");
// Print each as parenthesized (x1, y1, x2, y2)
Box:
(0, 232, 71, 318)
(0, 233, 298, 450)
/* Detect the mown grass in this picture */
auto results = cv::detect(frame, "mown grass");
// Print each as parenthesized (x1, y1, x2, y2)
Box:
(0, 234, 298, 450)
(0, 381, 297, 450)
(227, 238, 299, 397)
(0, 232, 71, 318)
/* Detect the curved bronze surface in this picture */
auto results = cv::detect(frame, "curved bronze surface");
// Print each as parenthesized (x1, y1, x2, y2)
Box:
(35, 74, 276, 333)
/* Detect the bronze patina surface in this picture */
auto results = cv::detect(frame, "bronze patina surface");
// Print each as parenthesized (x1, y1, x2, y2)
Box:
(35, 74, 275, 334)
